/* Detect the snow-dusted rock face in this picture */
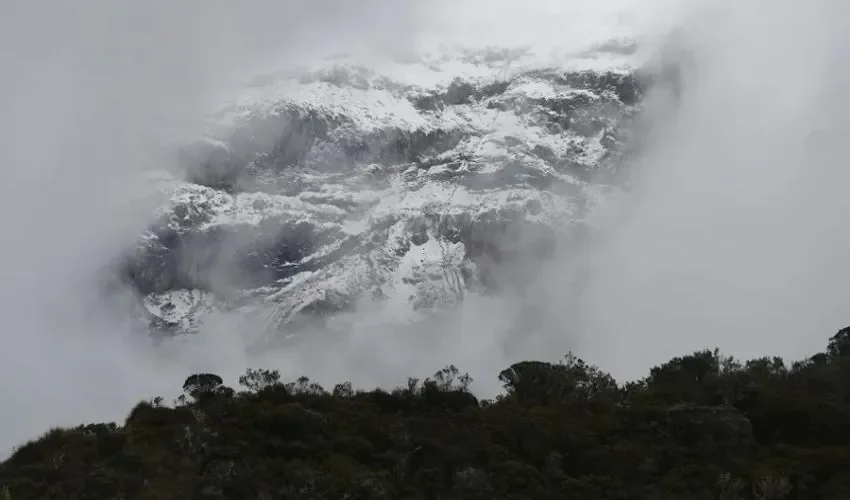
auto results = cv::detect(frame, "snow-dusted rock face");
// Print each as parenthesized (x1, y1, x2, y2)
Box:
(124, 44, 645, 336)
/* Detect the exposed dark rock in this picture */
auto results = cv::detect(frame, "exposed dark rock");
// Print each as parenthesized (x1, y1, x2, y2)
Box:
(125, 220, 334, 294)
(125, 54, 644, 334)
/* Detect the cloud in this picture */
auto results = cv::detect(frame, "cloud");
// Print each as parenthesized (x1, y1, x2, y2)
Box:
(575, 0, 850, 380)
(0, 0, 422, 456)
(4, 0, 845, 457)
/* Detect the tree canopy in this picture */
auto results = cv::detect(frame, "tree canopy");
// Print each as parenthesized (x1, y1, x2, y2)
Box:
(4, 328, 850, 499)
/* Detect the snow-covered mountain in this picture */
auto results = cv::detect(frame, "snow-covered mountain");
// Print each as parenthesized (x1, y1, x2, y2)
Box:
(123, 40, 651, 341)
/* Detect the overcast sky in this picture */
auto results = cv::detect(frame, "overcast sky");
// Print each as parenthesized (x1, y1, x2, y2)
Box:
(1, 0, 849, 456)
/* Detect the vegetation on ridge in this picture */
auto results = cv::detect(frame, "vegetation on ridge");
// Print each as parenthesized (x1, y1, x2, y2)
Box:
(5, 328, 850, 499)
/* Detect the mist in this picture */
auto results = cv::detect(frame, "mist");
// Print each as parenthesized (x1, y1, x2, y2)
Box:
(2, 0, 849, 457)
(0, 0, 423, 456)
(577, 0, 850, 380)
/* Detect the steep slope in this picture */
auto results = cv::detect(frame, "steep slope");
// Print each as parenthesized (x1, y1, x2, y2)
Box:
(123, 43, 645, 338)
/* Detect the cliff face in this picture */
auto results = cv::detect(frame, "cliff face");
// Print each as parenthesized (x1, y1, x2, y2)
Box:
(121, 43, 646, 339)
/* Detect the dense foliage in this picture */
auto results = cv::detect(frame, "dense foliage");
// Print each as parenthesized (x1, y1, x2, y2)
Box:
(5, 328, 850, 499)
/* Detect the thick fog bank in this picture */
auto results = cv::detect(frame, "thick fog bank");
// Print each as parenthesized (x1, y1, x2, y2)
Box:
(2, 0, 848, 457)
(578, 0, 850, 380)
(0, 0, 421, 456)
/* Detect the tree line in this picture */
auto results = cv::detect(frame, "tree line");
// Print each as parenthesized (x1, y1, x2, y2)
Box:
(4, 327, 850, 499)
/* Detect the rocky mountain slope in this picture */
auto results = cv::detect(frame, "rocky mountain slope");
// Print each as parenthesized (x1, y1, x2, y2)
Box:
(123, 42, 647, 340)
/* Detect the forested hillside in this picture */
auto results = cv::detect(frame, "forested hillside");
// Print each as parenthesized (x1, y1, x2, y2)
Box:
(5, 327, 850, 499)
